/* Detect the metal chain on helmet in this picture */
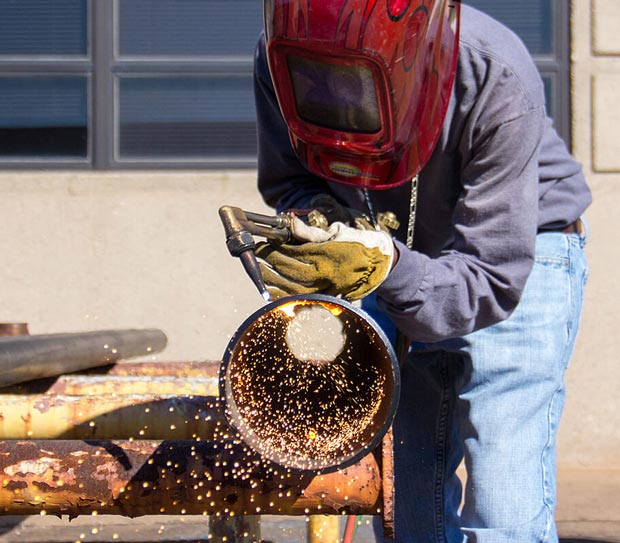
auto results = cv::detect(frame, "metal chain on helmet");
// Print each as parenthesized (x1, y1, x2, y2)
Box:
(363, 176, 418, 249)
(406, 175, 418, 250)
(363, 176, 418, 367)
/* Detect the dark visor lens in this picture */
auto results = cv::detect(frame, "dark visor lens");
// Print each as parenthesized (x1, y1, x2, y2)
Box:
(287, 55, 381, 133)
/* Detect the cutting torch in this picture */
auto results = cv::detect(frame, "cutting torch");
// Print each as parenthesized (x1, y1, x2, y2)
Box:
(219, 204, 400, 301)
(218, 205, 293, 301)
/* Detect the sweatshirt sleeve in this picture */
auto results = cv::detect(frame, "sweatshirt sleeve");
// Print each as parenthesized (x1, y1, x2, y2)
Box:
(375, 94, 546, 342)
(254, 34, 334, 213)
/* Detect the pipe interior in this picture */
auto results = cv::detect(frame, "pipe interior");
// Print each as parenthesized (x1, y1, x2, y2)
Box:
(223, 299, 396, 471)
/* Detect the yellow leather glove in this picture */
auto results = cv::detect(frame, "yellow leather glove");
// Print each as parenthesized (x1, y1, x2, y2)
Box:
(255, 216, 394, 301)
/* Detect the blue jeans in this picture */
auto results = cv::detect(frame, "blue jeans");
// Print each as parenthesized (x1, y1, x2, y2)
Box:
(367, 228, 589, 542)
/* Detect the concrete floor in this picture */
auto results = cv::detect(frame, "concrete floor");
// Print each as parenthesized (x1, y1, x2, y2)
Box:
(554, 468, 620, 542)
(0, 469, 617, 542)
(0, 515, 617, 543)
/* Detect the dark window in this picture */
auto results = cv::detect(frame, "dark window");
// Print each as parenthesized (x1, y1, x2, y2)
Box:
(108, 0, 262, 168)
(0, 0, 263, 168)
(0, 0, 570, 167)
(0, 76, 88, 158)
(0, 0, 88, 56)
(0, 0, 90, 164)
(117, 75, 256, 160)
(465, 0, 571, 146)
(117, 0, 261, 57)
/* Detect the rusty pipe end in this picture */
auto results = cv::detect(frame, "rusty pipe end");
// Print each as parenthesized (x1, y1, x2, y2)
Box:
(0, 323, 29, 337)
(220, 294, 400, 473)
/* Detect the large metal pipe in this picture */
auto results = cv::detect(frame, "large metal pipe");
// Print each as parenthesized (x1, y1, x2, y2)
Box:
(0, 329, 167, 388)
(0, 323, 29, 336)
(0, 440, 382, 517)
(101, 360, 219, 378)
(0, 394, 225, 440)
(221, 294, 400, 473)
(2, 361, 220, 394)
(37, 375, 219, 396)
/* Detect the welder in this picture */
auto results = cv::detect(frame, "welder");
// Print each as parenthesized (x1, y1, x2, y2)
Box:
(251, 1, 591, 542)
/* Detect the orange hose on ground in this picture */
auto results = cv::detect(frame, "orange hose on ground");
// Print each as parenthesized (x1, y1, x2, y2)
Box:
(342, 515, 358, 543)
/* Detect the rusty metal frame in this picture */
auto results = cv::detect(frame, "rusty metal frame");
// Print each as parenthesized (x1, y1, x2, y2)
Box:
(0, 361, 395, 536)
(0, 439, 382, 517)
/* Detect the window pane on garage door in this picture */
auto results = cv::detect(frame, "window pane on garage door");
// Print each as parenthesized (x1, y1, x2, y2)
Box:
(117, 75, 256, 161)
(117, 0, 262, 57)
(0, 0, 87, 56)
(464, 0, 553, 55)
(0, 75, 88, 158)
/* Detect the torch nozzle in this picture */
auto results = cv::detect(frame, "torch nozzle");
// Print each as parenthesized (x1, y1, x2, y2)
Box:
(239, 250, 271, 302)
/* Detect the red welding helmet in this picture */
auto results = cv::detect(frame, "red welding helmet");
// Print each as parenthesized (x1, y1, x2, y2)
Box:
(264, 0, 460, 189)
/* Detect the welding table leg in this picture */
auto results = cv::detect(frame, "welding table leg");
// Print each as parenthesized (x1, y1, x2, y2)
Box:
(308, 515, 341, 543)
(209, 515, 262, 543)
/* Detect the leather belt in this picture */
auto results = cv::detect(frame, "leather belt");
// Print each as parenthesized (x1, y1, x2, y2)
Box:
(541, 218, 584, 235)
(560, 218, 584, 235)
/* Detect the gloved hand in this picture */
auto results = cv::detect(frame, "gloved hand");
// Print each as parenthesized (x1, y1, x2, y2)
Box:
(255, 216, 395, 301)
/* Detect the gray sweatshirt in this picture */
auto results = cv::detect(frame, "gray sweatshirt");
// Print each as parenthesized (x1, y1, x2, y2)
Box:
(254, 5, 592, 343)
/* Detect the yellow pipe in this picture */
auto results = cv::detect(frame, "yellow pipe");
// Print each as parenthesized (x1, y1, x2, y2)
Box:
(42, 375, 219, 396)
(0, 394, 225, 440)
(307, 515, 342, 543)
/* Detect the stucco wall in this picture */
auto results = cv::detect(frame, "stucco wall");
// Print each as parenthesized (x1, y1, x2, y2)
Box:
(0, 2, 618, 470)
(0, 171, 271, 363)
(555, 0, 620, 469)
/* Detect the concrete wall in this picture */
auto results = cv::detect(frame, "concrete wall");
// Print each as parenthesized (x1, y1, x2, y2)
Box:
(0, 171, 270, 363)
(0, 2, 618, 469)
(557, 0, 620, 469)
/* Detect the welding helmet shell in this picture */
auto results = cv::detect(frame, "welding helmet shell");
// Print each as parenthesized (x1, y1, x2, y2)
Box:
(264, 0, 460, 189)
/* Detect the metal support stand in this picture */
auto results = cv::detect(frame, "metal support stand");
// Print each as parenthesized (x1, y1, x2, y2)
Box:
(0, 360, 394, 542)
